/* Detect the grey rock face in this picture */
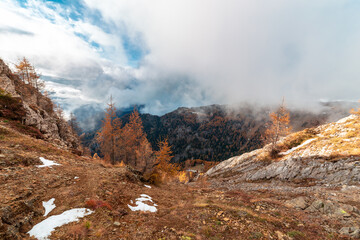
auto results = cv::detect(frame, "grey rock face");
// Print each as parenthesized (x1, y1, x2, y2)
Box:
(0, 59, 80, 150)
(339, 227, 360, 238)
(206, 114, 360, 186)
(285, 197, 308, 210)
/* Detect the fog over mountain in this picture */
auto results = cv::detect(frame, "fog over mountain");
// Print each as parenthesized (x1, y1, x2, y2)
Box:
(1, 1, 360, 115)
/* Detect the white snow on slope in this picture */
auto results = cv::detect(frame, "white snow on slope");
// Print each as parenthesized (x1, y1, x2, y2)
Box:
(43, 198, 56, 217)
(279, 138, 316, 155)
(128, 194, 157, 212)
(144, 184, 151, 188)
(36, 157, 61, 168)
(28, 208, 93, 240)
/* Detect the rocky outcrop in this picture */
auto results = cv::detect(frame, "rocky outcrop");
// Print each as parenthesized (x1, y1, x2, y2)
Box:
(206, 115, 360, 185)
(0, 59, 80, 150)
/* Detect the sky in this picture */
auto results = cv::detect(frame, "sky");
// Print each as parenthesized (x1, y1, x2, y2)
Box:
(1, 0, 360, 116)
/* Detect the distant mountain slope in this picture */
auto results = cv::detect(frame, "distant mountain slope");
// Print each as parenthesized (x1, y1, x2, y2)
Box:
(82, 104, 336, 163)
(206, 114, 360, 185)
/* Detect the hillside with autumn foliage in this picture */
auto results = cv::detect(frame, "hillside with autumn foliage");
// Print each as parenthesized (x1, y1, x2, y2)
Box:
(82, 103, 346, 163)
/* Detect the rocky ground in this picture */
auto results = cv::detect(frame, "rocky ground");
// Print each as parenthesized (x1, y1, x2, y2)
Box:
(205, 115, 360, 239)
(1, 116, 359, 240)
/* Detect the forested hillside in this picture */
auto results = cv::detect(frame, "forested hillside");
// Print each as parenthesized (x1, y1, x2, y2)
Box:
(82, 104, 336, 163)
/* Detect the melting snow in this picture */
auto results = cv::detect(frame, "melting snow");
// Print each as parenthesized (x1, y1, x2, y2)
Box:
(280, 138, 316, 155)
(36, 157, 60, 168)
(43, 198, 56, 217)
(128, 194, 157, 212)
(28, 208, 93, 240)
(144, 184, 151, 188)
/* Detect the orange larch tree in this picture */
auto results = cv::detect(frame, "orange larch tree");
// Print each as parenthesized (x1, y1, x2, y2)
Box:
(265, 98, 292, 149)
(96, 97, 122, 164)
(153, 138, 177, 176)
(15, 57, 44, 91)
(120, 109, 152, 171)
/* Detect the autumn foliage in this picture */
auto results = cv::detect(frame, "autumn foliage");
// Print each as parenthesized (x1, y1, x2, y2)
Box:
(85, 199, 112, 210)
(350, 100, 360, 116)
(265, 99, 292, 151)
(96, 99, 153, 171)
(148, 138, 178, 184)
(120, 110, 153, 172)
(96, 97, 122, 164)
(15, 57, 45, 91)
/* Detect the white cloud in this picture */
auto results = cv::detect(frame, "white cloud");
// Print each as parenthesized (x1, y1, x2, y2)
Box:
(1, 0, 360, 116)
(84, 0, 360, 108)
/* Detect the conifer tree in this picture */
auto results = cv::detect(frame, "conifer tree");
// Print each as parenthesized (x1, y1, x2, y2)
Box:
(121, 109, 152, 169)
(265, 98, 292, 149)
(96, 97, 122, 164)
(15, 57, 44, 91)
(154, 138, 177, 175)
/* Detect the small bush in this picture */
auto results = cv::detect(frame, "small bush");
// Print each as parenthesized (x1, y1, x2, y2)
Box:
(0, 91, 26, 120)
(85, 199, 112, 210)
(67, 223, 89, 239)
(287, 230, 305, 238)
(270, 147, 280, 159)
(12, 122, 43, 139)
(249, 232, 264, 239)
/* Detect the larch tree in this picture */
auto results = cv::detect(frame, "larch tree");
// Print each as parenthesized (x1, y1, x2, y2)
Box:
(96, 97, 122, 164)
(265, 98, 292, 149)
(54, 104, 65, 120)
(153, 138, 177, 176)
(15, 57, 44, 91)
(120, 109, 152, 171)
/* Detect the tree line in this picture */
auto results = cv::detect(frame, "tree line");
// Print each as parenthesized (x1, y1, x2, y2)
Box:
(96, 97, 177, 181)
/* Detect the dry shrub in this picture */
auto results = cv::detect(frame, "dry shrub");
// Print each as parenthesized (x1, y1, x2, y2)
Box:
(269, 147, 280, 159)
(94, 228, 107, 238)
(145, 170, 165, 185)
(197, 174, 210, 188)
(67, 223, 89, 240)
(177, 171, 190, 183)
(85, 199, 112, 210)
(225, 190, 252, 204)
(114, 161, 126, 167)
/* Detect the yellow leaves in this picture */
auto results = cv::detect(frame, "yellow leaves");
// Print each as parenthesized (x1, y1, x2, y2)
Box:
(265, 99, 292, 147)
(15, 57, 44, 90)
(350, 100, 360, 115)
(154, 138, 178, 175)
(97, 102, 153, 170)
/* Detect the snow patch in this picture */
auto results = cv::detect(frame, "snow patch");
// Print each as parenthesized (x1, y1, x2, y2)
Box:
(36, 157, 60, 168)
(28, 208, 93, 240)
(280, 138, 316, 155)
(43, 198, 56, 217)
(144, 184, 151, 188)
(74, 176, 79, 179)
(128, 194, 157, 212)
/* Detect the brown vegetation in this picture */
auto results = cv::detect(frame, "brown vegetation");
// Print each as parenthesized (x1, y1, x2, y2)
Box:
(96, 99, 153, 171)
(15, 57, 44, 91)
(264, 98, 292, 153)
